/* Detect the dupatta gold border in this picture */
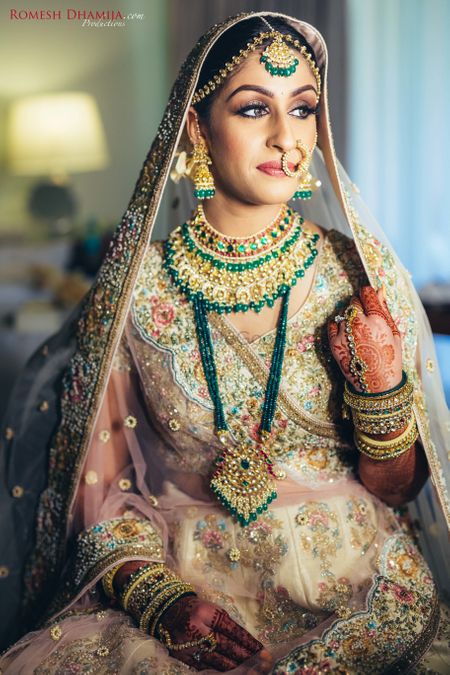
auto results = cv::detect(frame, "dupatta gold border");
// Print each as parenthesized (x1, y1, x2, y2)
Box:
(23, 10, 449, 629)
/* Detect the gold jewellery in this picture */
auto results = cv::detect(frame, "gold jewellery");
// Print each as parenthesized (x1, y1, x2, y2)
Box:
(101, 563, 123, 600)
(192, 29, 321, 104)
(111, 562, 196, 637)
(343, 372, 418, 460)
(163, 204, 320, 314)
(343, 304, 369, 393)
(281, 139, 311, 177)
(191, 117, 215, 199)
(281, 136, 321, 201)
(159, 626, 217, 653)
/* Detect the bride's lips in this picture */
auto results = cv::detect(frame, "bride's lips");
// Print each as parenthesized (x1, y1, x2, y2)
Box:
(257, 160, 296, 177)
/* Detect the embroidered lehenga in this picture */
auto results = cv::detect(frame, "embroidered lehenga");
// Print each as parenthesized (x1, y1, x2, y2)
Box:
(0, 11, 449, 675)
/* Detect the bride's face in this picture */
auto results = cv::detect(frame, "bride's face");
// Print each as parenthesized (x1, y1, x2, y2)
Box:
(191, 49, 319, 206)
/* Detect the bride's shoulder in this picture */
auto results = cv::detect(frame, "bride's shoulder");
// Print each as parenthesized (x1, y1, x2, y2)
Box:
(135, 239, 168, 294)
(302, 220, 356, 255)
(302, 220, 364, 281)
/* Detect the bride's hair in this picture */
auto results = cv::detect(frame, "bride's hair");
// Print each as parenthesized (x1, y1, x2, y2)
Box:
(194, 15, 318, 122)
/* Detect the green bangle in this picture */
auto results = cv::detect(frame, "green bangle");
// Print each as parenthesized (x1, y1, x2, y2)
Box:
(346, 370, 407, 398)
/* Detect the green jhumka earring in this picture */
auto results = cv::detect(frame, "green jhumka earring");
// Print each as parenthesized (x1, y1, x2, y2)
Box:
(191, 116, 215, 200)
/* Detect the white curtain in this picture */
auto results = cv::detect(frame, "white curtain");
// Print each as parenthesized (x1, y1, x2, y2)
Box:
(347, 0, 450, 288)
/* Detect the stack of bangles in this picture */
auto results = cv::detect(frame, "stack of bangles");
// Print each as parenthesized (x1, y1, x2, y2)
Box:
(343, 370, 419, 460)
(101, 562, 197, 640)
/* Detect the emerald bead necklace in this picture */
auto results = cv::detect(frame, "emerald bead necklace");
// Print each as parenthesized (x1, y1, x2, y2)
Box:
(163, 205, 321, 526)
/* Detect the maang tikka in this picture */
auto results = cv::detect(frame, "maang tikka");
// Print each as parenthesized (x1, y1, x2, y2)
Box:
(192, 18, 321, 105)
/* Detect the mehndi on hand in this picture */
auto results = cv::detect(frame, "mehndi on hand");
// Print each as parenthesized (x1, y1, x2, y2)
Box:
(327, 285, 402, 393)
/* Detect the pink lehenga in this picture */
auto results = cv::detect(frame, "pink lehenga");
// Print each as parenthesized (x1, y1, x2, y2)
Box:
(1, 11, 449, 675)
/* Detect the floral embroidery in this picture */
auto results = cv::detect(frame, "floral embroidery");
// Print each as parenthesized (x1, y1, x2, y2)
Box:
(346, 496, 377, 554)
(235, 511, 288, 575)
(295, 502, 342, 572)
(273, 537, 439, 674)
(193, 514, 233, 575)
(35, 614, 184, 675)
(379, 534, 434, 594)
(295, 502, 353, 615)
(192, 511, 289, 578)
(316, 577, 353, 615)
(256, 580, 321, 645)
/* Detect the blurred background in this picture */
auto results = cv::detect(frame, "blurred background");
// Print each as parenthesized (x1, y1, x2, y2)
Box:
(0, 0, 449, 422)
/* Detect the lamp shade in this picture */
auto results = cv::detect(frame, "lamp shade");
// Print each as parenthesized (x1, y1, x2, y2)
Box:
(6, 92, 109, 176)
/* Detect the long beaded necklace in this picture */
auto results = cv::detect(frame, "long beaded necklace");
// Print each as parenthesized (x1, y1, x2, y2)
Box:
(193, 289, 290, 526)
(163, 205, 320, 526)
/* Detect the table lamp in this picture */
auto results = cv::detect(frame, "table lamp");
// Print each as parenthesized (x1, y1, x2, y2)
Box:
(6, 92, 109, 235)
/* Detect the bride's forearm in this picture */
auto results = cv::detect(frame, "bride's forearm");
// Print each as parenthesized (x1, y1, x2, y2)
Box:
(358, 440, 429, 506)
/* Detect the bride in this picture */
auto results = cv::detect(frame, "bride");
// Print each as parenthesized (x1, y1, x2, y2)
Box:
(0, 11, 448, 674)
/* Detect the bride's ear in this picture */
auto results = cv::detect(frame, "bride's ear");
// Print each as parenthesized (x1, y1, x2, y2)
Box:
(186, 107, 201, 145)
(186, 106, 210, 148)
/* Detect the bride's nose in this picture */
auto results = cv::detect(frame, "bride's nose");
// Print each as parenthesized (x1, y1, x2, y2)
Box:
(267, 112, 297, 154)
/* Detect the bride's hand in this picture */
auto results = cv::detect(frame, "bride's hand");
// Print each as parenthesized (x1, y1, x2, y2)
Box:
(158, 595, 272, 672)
(327, 286, 402, 393)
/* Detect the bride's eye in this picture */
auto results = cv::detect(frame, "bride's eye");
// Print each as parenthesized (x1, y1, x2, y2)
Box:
(236, 102, 269, 118)
(290, 104, 319, 119)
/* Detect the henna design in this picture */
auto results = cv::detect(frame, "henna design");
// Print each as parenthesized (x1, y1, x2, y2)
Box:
(361, 286, 400, 337)
(211, 608, 263, 653)
(159, 598, 262, 670)
(327, 320, 338, 341)
(353, 319, 397, 391)
(201, 650, 239, 671)
(161, 596, 204, 641)
(328, 286, 402, 393)
(215, 631, 254, 662)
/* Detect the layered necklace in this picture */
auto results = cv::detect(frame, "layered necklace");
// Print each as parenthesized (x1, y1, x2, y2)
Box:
(163, 205, 320, 525)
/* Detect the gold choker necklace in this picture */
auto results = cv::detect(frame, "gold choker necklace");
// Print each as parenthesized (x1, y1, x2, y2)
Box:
(163, 205, 320, 314)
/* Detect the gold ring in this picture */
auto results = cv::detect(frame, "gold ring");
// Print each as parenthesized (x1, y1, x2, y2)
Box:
(201, 633, 217, 653)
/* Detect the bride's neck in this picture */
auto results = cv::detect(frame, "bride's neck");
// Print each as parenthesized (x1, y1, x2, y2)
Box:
(201, 194, 282, 238)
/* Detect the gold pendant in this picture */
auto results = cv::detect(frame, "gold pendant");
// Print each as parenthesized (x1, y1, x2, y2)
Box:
(210, 442, 277, 526)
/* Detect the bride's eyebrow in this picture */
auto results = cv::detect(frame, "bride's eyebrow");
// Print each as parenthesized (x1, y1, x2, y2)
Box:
(226, 84, 317, 101)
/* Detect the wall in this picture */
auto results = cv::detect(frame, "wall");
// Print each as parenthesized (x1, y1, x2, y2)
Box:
(0, 0, 169, 237)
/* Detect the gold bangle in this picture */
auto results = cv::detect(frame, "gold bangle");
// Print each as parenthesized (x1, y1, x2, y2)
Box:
(147, 585, 196, 636)
(355, 417, 419, 461)
(352, 408, 412, 435)
(357, 415, 415, 448)
(101, 563, 124, 600)
(344, 376, 413, 413)
(121, 565, 172, 611)
(138, 583, 193, 632)
(127, 578, 181, 619)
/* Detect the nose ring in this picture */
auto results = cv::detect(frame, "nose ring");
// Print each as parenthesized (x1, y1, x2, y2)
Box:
(281, 139, 312, 178)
